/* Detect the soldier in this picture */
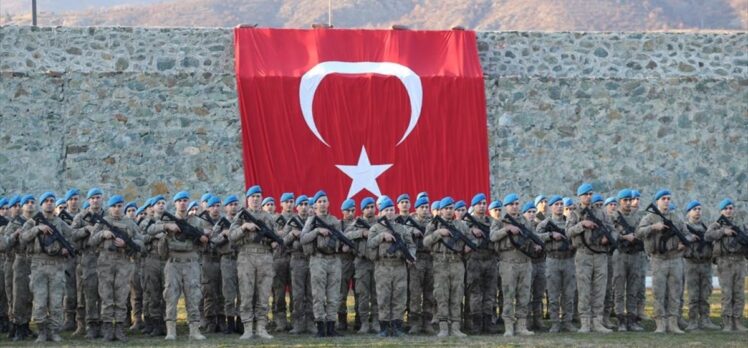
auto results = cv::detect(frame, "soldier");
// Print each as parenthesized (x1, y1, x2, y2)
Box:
(636, 189, 694, 334)
(369, 197, 415, 337)
(210, 195, 241, 334)
(89, 195, 144, 341)
(271, 193, 293, 332)
(262, 197, 276, 214)
(200, 194, 213, 213)
(567, 183, 616, 333)
(70, 188, 105, 339)
(158, 191, 208, 340)
(141, 197, 167, 337)
(599, 195, 616, 329)
(118, 200, 144, 332)
(344, 197, 379, 334)
(61, 189, 81, 332)
(229, 185, 277, 340)
(431, 201, 440, 218)
(283, 195, 314, 334)
(405, 196, 435, 335)
(487, 200, 503, 323)
(682, 200, 720, 330)
(198, 196, 225, 333)
(609, 189, 645, 332)
(0, 197, 7, 333)
(464, 193, 498, 334)
(604, 198, 617, 215)
(490, 194, 540, 337)
(534, 195, 548, 222)
(301, 191, 344, 337)
(454, 201, 467, 220)
(424, 197, 471, 337)
(338, 198, 357, 332)
(630, 189, 648, 321)
(7, 195, 36, 341)
(21, 192, 75, 342)
(706, 198, 747, 332)
(523, 202, 547, 331)
(537, 195, 577, 333)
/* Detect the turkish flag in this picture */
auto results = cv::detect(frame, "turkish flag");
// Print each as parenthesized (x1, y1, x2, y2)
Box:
(234, 28, 489, 215)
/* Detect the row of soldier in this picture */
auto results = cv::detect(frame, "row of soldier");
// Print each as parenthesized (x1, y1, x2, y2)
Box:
(0, 183, 745, 342)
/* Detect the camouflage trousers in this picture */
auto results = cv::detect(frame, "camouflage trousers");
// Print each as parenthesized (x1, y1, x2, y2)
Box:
(612, 250, 644, 317)
(684, 259, 712, 320)
(715, 256, 746, 318)
(163, 255, 202, 323)
(97, 254, 134, 323)
(220, 254, 239, 317)
(650, 257, 683, 319)
(0, 257, 5, 319)
(408, 253, 435, 320)
(433, 256, 464, 322)
(499, 260, 531, 323)
(466, 254, 497, 316)
(128, 257, 142, 321)
(201, 254, 224, 318)
(64, 256, 77, 319)
(575, 252, 608, 319)
(271, 255, 291, 321)
(546, 256, 576, 323)
(530, 258, 547, 319)
(12, 254, 32, 324)
(310, 255, 341, 322)
(290, 255, 312, 325)
(30, 257, 66, 330)
(374, 260, 408, 321)
(338, 253, 355, 315)
(142, 255, 165, 320)
(354, 257, 377, 321)
(237, 251, 274, 324)
(77, 251, 100, 324)
(3, 256, 12, 320)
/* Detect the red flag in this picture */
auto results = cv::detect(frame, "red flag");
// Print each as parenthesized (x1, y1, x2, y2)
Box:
(234, 28, 489, 214)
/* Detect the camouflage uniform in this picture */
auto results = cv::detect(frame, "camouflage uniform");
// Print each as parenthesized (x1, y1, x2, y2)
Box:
(405, 214, 435, 334)
(71, 209, 103, 337)
(344, 216, 378, 333)
(610, 209, 645, 331)
(567, 204, 616, 332)
(683, 219, 716, 329)
(301, 213, 343, 335)
(229, 208, 277, 338)
(282, 214, 313, 334)
(706, 216, 747, 331)
(197, 213, 224, 332)
(537, 214, 576, 332)
(141, 215, 166, 335)
(464, 214, 497, 333)
(271, 212, 292, 331)
(338, 216, 356, 330)
(210, 214, 239, 333)
(368, 217, 415, 334)
(5, 215, 33, 338)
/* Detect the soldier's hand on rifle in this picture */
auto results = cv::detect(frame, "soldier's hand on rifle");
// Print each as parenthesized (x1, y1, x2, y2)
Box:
(318, 228, 330, 236)
(581, 220, 598, 229)
(242, 222, 258, 232)
(506, 225, 520, 235)
(438, 228, 450, 237)
(342, 245, 350, 253)
(621, 234, 636, 242)
(102, 230, 114, 239)
(39, 224, 53, 235)
(292, 229, 301, 237)
(199, 235, 209, 243)
(464, 245, 472, 253)
(551, 232, 564, 240)
(114, 238, 125, 247)
(412, 230, 422, 238)
(362, 229, 369, 237)
(271, 242, 278, 249)
(383, 232, 394, 242)
(62, 248, 69, 256)
(533, 244, 542, 252)
(601, 236, 609, 245)
(652, 222, 668, 231)
(165, 223, 180, 233)
(471, 228, 484, 238)
(688, 234, 699, 242)
(724, 228, 736, 236)
(85, 225, 97, 234)
(677, 242, 686, 251)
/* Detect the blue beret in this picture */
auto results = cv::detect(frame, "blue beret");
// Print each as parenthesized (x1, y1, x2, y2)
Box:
(431, 201, 441, 210)
(64, 188, 80, 201)
(521, 201, 536, 214)
(591, 193, 603, 204)
(261, 197, 275, 206)
(534, 195, 547, 206)
(376, 196, 388, 206)
(152, 195, 166, 204)
(547, 195, 563, 206)
(207, 196, 221, 207)
(312, 190, 327, 204)
(563, 197, 574, 207)
(414, 196, 429, 209)
(604, 197, 617, 206)
(617, 189, 633, 200)
(718, 198, 734, 211)
(224, 195, 239, 205)
(397, 194, 410, 203)
(631, 189, 641, 198)
(187, 201, 199, 211)
(685, 200, 701, 213)
(38, 193, 54, 205)
(8, 195, 20, 207)
(294, 195, 308, 206)
(246, 185, 262, 196)
(503, 193, 519, 206)
(360, 197, 375, 209)
(454, 200, 466, 210)
(87, 188, 103, 199)
(471, 193, 487, 207)
(107, 195, 125, 208)
(576, 183, 593, 196)
(280, 192, 294, 202)
(82, 201, 90, 209)
(440, 196, 455, 208)
(653, 189, 671, 201)
(379, 197, 395, 211)
(0, 198, 7, 208)
(340, 198, 355, 211)
(173, 191, 190, 202)
(488, 200, 502, 210)
(200, 193, 213, 203)
(416, 192, 428, 200)
(125, 201, 138, 211)
(135, 205, 147, 216)
(55, 198, 66, 207)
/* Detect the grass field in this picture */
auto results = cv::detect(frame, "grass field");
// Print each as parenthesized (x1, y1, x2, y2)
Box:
(7, 287, 748, 347)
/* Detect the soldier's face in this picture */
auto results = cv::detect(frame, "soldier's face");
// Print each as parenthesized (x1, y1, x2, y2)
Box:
(362, 204, 375, 218)
(398, 200, 410, 213)
(225, 201, 239, 215)
(281, 200, 294, 213)
(67, 195, 80, 210)
(207, 204, 220, 217)
(174, 198, 188, 212)
(41, 198, 55, 214)
(247, 194, 262, 210)
(489, 208, 501, 219)
(22, 201, 36, 214)
(55, 205, 65, 215)
(416, 204, 429, 218)
(473, 200, 487, 215)
(523, 209, 536, 222)
(579, 192, 592, 205)
(295, 201, 308, 215)
(440, 205, 454, 220)
(551, 201, 563, 215)
(109, 203, 123, 218)
(537, 200, 547, 212)
(89, 195, 102, 210)
(0, 206, 6, 217)
(657, 196, 671, 213)
(593, 202, 603, 209)
(722, 205, 734, 218)
(631, 198, 640, 209)
(315, 197, 329, 213)
(619, 198, 631, 211)
(455, 207, 466, 219)
(606, 203, 617, 215)
(126, 207, 136, 218)
(688, 206, 702, 220)
(9, 205, 20, 217)
(505, 202, 519, 215)
(154, 200, 166, 213)
(262, 202, 275, 214)
(382, 207, 396, 219)
(342, 208, 355, 220)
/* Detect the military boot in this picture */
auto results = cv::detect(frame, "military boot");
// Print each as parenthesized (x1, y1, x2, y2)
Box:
(378, 321, 389, 337)
(371, 319, 381, 332)
(224, 316, 236, 334)
(49, 328, 62, 342)
(654, 318, 667, 333)
(140, 316, 153, 335)
(734, 317, 748, 332)
(256, 321, 273, 339)
(701, 316, 720, 330)
(239, 321, 254, 339)
(549, 321, 561, 333)
(485, 314, 499, 334)
(451, 321, 467, 337)
(532, 315, 545, 331)
(337, 313, 348, 331)
(392, 320, 405, 337)
(503, 319, 515, 337)
(423, 313, 436, 335)
(327, 321, 341, 337)
(592, 317, 612, 333)
(668, 317, 684, 334)
(129, 316, 143, 331)
(101, 322, 114, 341)
(685, 316, 700, 331)
(437, 321, 449, 337)
(315, 321, 325, 338)
(578, 317, 591, 333)
(150, 319, 165, 336)
(164, 320, 177, 340)
(235, 316, 244, 334)
(628, 314, 644, 331)
(408, 312, 422, 334)
(357, 316, 370, 334)
(468, 314, 481, 334)
(7, 323, 16, 339)
(189, 322, 206, 340)
(562, 320, 578, 332)
(516, 319, 535, 336)
(289, 318, 303, 334)
(62, 313, 76, 331)
(34, 324, 48, 343)
(114, 322, 128, 342)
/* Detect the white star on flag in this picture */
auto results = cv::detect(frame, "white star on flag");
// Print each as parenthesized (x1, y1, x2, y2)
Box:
(336, 146, 393, 199)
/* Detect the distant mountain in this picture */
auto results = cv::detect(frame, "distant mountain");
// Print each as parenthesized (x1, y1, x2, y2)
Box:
(2, 0, 747, 31)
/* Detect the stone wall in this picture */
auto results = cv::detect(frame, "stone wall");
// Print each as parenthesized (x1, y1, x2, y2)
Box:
(1, 27, 746, 217)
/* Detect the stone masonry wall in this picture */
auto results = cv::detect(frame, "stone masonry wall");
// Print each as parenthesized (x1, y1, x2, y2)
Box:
(0, 26, 746, 218)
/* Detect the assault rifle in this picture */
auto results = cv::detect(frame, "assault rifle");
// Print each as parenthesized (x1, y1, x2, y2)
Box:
(716, 215, 748, 253)
(502, 213, 545, 257)
(161, 211, 208, 244)
(0, 216, 7, 227)
(544, 220, 570, 251)
(275, 215, 288, 228)
(89, 213, 144, 256)
(287, 216, 305, 230)
(614, 214, 638, 250)
(379, 216, 416, 262)
(432, 215, 479, 252)
(685, 223, 709, 253)
(237, 209, 284, 247)
(311, 216, 357, 253)
(581, 206, 618, 249)
(58, 209, 75, 224)
(32, 211, 77, 258)
(395, 215, 425, 249)
(645, 203, 691, 253)
(462, 213, 490, 248)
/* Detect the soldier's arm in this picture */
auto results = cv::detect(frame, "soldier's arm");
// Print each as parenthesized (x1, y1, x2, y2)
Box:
(422, 222, 440, 248)
(404, 228, 416, 255)
(636, 214, 658, 239)
(567, 212, 586, 236)
(300, 216, 319, 245)
(536, 220, 552, 241)
(88, 222, 107, 247)
(228, 214, 246, 242)
(367, 226, 384, 248)
(705, 221, 725, 241)
(282, 225, 298, 246)
(489, 219, 508, 242)
(71, 215, 92, 241)
(128, 221, 145, 248)
(602, 212, 619, 240)
(344, 225, 364, 240)
(20, 220, 41, 243)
